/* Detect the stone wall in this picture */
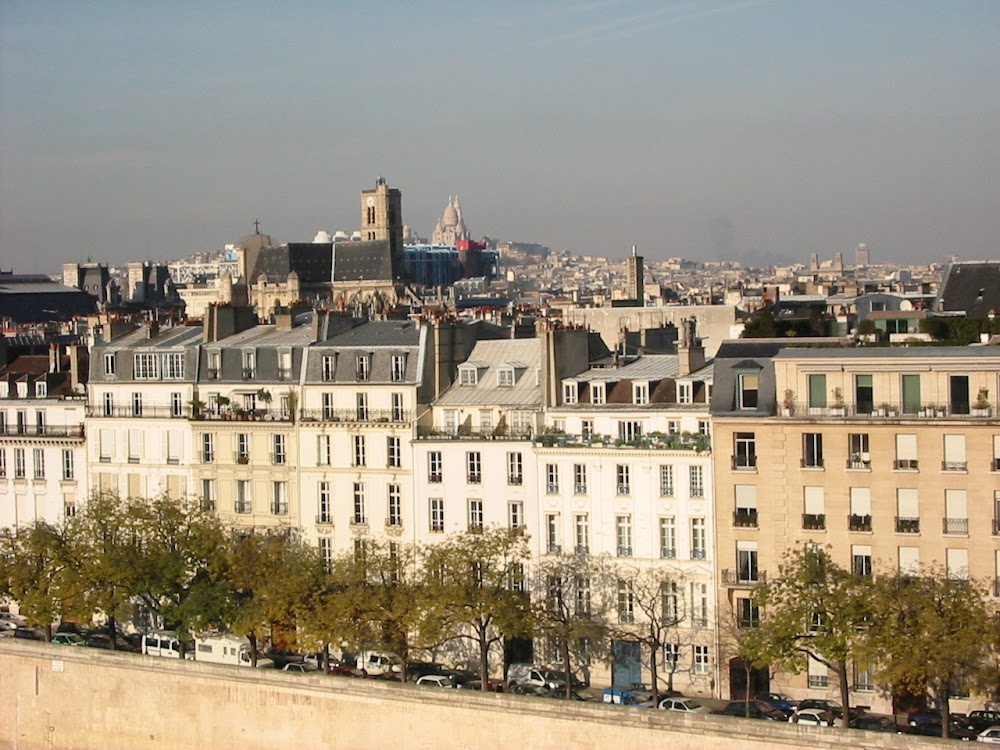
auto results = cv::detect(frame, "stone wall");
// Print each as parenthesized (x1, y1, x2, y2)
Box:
(1, 640, 924, 750)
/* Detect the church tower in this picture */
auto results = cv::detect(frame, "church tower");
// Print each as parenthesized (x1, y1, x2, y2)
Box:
(360, 177, 404, 280)
(626, 244, 644, 303)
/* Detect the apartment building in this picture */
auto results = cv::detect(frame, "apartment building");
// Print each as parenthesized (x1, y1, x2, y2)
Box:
(711, 340, 1000, 712)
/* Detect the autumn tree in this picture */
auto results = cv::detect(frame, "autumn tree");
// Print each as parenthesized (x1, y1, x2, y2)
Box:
(751, 545, 872, 729)
(862, 569, 1000, 739)
(0, 520, 77, 639)
(423, 527, 533, 688)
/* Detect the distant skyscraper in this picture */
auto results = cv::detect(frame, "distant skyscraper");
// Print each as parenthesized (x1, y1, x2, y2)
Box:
(810, 253, 819, 271)
(626, 245, 644, 303)
(856, 243, 871, 268)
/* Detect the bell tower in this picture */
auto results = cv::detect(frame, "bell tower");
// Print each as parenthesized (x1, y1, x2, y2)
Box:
(360, 177, 404, 280)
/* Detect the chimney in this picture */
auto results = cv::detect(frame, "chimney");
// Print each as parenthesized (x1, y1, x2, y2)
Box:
(274, 307, 294, 331)
(68, 345, 83, 391)
(147, 320, 160, 339)
(49, 343, 61, 373)
(676, 317, 705, 377)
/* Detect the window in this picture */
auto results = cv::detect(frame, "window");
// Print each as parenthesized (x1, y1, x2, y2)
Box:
(667, 419, 680, 435)
(698, 420, 710, 436)
(738, 372, 759, 409)
(691, 518, 706, 559)
(235, 433, 249, 463)
(848, 433, 870, 469)
(591, 383, 606, 405)
(272, 434, 287, 465)
(166, 430, 180, 465)
(468, 499, 483, 530)
(664, 644, 680, 673)
(943, 434, 967, 471)
(391, 354, 406, 383)
(616, 464, 630, 495)
(507, 562, 525, 592)
(132, 392, 143, 417)
(802, 433, 824, 468)
(35, 382, 47, 398)
(894, 433, 918, 470)
(574, 514, 589, 553)
(678, 383, 692, 404)
(944, 490, 968, 534)
(689, 465, 704, 497)
(617, 580, 634, 623)
(387, 436, 401, 468)
(32, 448, 45, 479)
(321, 393, 334, 420)
(102, 392, 114, 417)
(808, 656, 829, 689)
(546, 463, 559, 494)
(898, 546, 920, 576)
(321, 355, 336, 381)
(660, 465, 674, 496)
(946, 548, 969, 580)
(235, 480, 251, 513)
(98, 429, 113, 462)
(949, 374, 970, 415)
(127, 429, 143, 463)
(734, 485, 758, 527)
(662, 581, 680, 622)
(509, 501, 524, 530)
(507, 452, 523, 485)
(854, 373, 874, 414)
(355, 392, 368, 421)
(850, 487, 873, 531)
(458, 366, 477, 386)
(13, 448, 25, 479)
(693, 645, 709, 674)
(134, 353, 160, 380)
(391, 392, 404, 421)
(808, 374, 827, 410)
(271, 481, 288, 515)
(319, 538, 332, 571)
(854, 662, 876, 692)
(901, 373, 921, 414)
(428, 451, 443, 483)
(163, 353, 184, 380)
(353, 483, 367, 524)
(803, 486, 825, 529)
(170, 392, 183, 418)
(387, 484, 401, 526)
(633, 382, 648, 405)
(201, 479, 216, 512)
(546, 513, 560, 553)
(241, 350, 256, 379)
(737, 598, 759, 629)
(618, 420, 642, 442)
(277, 349, 292, 381)
(429, 498, 444, 532)
(317, 434, 331, 466)
(576, 577, 592, 617)
(355, 355, 370, 382)
(561, 381, 577, 404)
(352, 435, 366, 467)
(317, 481, 332, 524)
(573, 464, 587, 494)
(466, 452, 482, 484)
(616, 515, 632, 556)
(737, 541, 758, 582)
(61, 449, 74, 480)
(660, 517, 677, 558)
(852, 545, 873, 576)
(104, 352, 116, 376)
(733, 432, 756, 469)
(0, 449, 5, 478)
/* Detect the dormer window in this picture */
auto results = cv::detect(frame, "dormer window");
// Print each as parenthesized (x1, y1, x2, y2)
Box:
(591, 382, 606, 405)
(16, 382, 28, 398)
(355, 355, 370, 382)
(241, 350, 256, 380)
(322, 355, 336, 382)
(497, 366, 515, 388)
(104, 352, 116, 376)
(562, 381, 578, 404)
(678, 382, 693, 405)
(633, 382, 649, 405)
(391, 354, 406, 383)
(459, 366, 478, 386)
(207, 351, 220, 379)
(0, 382, 8, 397)
(35, 382, 47, 398)
(738, 373, 759, 409)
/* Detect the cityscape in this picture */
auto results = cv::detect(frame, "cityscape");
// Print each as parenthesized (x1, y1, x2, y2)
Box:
(2, 2, 1000, 749)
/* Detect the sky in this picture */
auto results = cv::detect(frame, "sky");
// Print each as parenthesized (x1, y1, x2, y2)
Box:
(1, 1, 998, 271)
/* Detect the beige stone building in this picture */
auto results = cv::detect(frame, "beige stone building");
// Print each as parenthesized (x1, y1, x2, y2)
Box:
(710, 340, 1000, 712)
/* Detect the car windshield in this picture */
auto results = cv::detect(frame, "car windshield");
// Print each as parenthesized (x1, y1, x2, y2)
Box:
(685, 701, 702, 709)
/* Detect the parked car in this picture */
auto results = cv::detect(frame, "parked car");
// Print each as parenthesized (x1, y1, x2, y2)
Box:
(55, 621, 86, 636)
(0, 612, 28, 631)
(282, 662, 320, 675)
(910, 721, 977, 741)
(719, 701, 788, 721)
(416, 674, 455, 688)
(406, 661, 451, 679)
(977, 725, 1000, 743)
(601, 687, 652, 707)
(84, 634, 135, 652)
(756, 692, 799, 716)
(797, 699, 844, 719)
(659, 697, 711, 714)
(789, 708, 839, 727)
(264, 647, 303, 669)
(50, 633, 86, 646)
(969, 712, 1000, 733)
(849, 714, 904, 733)
(547, 688, 589, 701)
(12, 627, 47, 641)
(328, 664, 367, 678)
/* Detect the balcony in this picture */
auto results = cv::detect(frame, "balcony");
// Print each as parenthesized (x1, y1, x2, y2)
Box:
(661, 547, 677, 559)
(547, 543, 562, 554)
(848, 514, 873, 532)
(0, 424, 85, 439)
(575, 545, 589, 555)
(802, 513, 826, 530)
(467, 473, 482, 484)
(733, 509, 758, 528)
(532, 432, 711, 453)
(846, 456, 871, 470)
(617, 484, 631, 496)
(731, 455, 757, 471)
(467, 523, 484, 533)
(575, 484, 587, 494)
(546, 483, 559, 494)
(508, 475, 523, 486)
(785, 401, 996, 420)
(207, 368, 219, 380)
(195, 408, 292, 423)
(993, 458, 1000, 472)
(800, 458, 825, 469)
(271, 454, 286, 466)
(315, 513, 333, 525)
(893, 459, 918, 470)
(271, 503, 288, 516)
(88, 405, 190, 419)
(349, 515, 368, 527)
(942, 461, 968, 472)
(993, 519, 1000, 536)
(386, 516, 402, 528)
(617, 547, 632, 557)
(691, 548, 707, 560)
(428, 473, 442, 484)
(618, 613, 635, 624)
(943, 517, 969, 535)
(895, 517, 920, 534)
(241, 369, 256, 380)
(234, 501, 251, 514)
(417, 426, 532, 441)
(722, 569, 766, 587)
(276, 368, 292, 381)
(235, 454, 250, 465)
(301, 408, 411, 424)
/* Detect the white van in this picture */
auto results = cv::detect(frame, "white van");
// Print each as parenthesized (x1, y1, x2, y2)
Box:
(356, 651, 401, 676)
(142, 630, 194, 660)
(194, 633, 274, 669)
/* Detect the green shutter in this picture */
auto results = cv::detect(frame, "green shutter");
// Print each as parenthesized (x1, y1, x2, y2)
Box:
(808, 374, 827, 408)
(902, 374, 921, 414)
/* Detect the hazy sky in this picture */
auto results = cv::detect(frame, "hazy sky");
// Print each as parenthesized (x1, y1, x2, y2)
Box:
(2, 1, 998, 271)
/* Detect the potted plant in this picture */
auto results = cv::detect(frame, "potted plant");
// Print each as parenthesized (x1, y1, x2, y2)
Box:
(188, 397, 207, 420)
(214, 394, 230, 418)
(256, 389, 272, 417)
(782, 389, 794, 417)
(974, 387, 991, 416)
(831, 387, 846, 416)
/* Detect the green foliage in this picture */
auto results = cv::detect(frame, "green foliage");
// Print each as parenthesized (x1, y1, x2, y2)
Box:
(0, 521, 75, 637)
(856, 318, 877, 336)
(742, 307, 777, 338)
(919, 316, 1000, 344)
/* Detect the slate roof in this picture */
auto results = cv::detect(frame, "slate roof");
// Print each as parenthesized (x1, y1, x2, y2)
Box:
(936, 261, 1000, 318)
(321, 320, 421, 348)
(574, 354, 680, 382)
(250, 244, 332, 284)
(436, 339, 541, 408)
(333, 241, 393, 282)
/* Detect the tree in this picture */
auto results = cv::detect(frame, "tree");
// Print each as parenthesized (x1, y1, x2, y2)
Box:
(718, 597, 771, 717)
(751, 545, 871, 729)
(423, 527, 533, 688)
(532, 552, 612, 696)
(610, 564, 691, 704)
(863, 569, 1000, 738)
(0, 520, 76, 639)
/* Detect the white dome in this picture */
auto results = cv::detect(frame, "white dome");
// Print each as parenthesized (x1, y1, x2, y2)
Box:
(313, 230, 332, 243)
